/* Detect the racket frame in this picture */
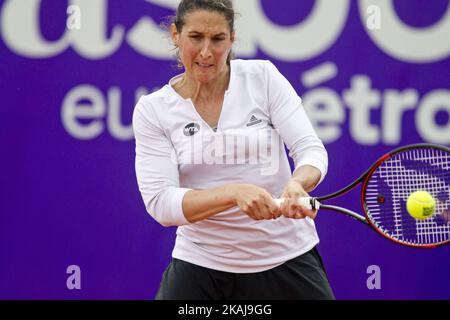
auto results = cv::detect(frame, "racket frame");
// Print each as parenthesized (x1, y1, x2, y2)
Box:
(311, 143, 450, 248)
(360, 144, 450, 248)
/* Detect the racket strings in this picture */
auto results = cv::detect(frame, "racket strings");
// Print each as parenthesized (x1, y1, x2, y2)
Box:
(365, 147, 450, 246)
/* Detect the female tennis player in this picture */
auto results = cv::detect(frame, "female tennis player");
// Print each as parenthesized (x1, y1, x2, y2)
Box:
(133, 0, 334, 300)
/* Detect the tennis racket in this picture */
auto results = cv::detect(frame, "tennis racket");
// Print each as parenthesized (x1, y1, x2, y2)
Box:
(274, 143, 450, 248)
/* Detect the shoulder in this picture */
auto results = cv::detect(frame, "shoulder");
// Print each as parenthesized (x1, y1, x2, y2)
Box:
(134, 84, 180, 118)
(231, 59, 276, 76)
(231, 59, 284, 87)
(137, 86, 175, 110)
(133, 86, 172, 128)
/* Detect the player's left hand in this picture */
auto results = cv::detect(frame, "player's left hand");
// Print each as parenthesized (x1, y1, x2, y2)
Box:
(278, 179, 318, 220)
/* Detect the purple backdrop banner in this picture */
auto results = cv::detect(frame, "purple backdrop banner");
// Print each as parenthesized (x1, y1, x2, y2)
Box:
(1, 0, 449, 299)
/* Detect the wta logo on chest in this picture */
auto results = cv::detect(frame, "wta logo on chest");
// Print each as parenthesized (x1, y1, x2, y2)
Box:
(183, 123, 201, 136)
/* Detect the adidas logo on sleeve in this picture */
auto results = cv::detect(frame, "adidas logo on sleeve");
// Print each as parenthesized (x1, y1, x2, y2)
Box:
(246, 115, 262, 127)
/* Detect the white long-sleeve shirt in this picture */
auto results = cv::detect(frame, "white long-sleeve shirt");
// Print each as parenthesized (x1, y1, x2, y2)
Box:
(133, 59, 328, 273)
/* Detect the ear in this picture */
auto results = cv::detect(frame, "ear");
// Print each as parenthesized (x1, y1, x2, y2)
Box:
(170, 23, 179, 46)
(230, 31, 236, 43)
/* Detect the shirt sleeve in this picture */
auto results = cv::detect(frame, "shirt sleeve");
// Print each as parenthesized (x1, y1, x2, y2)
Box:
(132, 98, 192, 227)
(265, 60, 328, 185)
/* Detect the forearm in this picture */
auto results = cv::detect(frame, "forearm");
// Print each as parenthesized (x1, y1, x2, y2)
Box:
(290, 165, 322, 192)
(182, 185, 237, 223)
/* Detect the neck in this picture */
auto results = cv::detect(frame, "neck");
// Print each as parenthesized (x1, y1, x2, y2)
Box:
(176, 64, 230, 102)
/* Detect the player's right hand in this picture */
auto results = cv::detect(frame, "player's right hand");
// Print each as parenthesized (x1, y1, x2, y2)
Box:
(230, 184, 280, 220)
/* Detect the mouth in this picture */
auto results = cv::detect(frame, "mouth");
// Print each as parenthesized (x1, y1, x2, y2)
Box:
(195, 62, 214, 69)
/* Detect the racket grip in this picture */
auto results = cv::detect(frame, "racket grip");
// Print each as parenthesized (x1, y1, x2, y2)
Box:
(273, 197, 320, 210)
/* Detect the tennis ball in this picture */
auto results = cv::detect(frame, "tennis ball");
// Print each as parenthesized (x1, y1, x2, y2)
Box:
(406, 191, 436, 220)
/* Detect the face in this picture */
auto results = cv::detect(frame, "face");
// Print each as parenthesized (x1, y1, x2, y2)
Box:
(171, 10, 235, 84)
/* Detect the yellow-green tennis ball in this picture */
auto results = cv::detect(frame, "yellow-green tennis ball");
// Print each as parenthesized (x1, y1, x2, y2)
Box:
(406, 191, 436, 220)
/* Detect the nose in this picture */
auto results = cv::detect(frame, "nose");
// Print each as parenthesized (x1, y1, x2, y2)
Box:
(200, 39, 212, 59)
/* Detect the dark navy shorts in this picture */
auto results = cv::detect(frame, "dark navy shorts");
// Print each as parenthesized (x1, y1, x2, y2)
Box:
(155, 246, 335, 300)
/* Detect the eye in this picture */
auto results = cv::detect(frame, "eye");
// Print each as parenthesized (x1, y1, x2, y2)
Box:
(213, 38, 225, 42)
